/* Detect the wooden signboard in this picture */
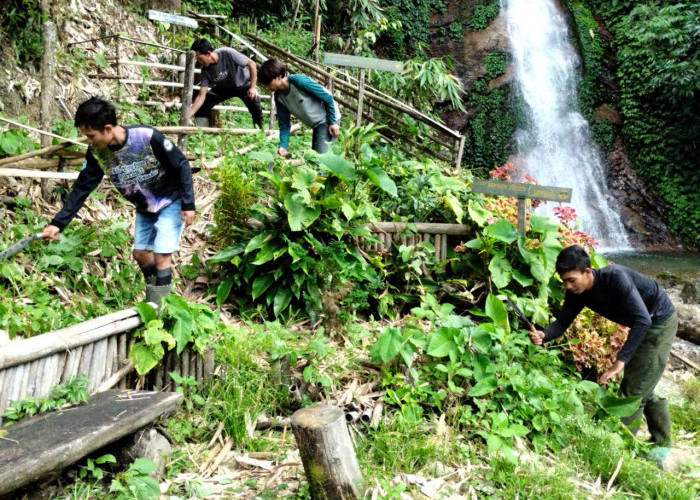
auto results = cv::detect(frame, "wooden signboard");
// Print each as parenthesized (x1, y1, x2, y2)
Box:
(323, 53, 404, 127)
(472, 179, 573, 235)
(323, 53, 404, 73)
(148, 10, 198, 28)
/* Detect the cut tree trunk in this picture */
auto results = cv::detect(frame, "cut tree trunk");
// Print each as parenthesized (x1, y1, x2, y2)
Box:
(291, 404, 363, 499)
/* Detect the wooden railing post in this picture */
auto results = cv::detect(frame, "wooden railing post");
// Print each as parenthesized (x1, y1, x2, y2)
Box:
(178, 50, 196, 151)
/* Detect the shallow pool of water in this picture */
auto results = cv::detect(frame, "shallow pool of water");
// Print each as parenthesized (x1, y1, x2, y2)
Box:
(602, 251, 699, 280)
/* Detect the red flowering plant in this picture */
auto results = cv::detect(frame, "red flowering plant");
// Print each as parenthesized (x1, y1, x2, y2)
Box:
(562, 308, 629, 375)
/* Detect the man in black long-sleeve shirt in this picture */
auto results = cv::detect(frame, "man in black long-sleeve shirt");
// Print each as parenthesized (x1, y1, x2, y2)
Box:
(529, 245, 677, 447)
(42, 97, 196, 305)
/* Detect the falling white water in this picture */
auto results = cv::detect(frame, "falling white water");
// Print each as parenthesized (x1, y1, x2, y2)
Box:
(502, 0, 630, 249)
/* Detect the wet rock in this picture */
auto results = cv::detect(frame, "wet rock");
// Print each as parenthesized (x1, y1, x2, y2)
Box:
(118, 428, 172, 480)
(676, 304, 700, 346)
(604, 139, 680, 249)
(680, 282, 700, 303)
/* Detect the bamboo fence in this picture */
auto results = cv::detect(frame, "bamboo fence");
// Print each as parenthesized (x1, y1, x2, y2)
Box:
(0, 307, 214, 421)
(365, 222, 471, 261)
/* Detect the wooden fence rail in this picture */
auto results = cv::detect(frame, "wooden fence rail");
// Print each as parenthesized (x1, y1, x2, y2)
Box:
(365, 222, 471, 261)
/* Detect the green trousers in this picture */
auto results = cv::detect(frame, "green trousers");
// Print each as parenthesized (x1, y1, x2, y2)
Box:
(619, 312, 678, 446)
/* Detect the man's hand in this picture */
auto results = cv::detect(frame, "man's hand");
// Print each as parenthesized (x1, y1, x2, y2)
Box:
(247, 86, 258, 100)
(277, 147, 289, 157)
(42, 225, 60, 241)
(181, 210, 196, 227)
(328, 123, 340, 138)
(528, 326, 545, 345)
(598, 359, 625, 385)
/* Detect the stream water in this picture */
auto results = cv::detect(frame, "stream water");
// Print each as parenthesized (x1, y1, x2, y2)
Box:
(502, 0, 631, 251)
(603, 251, 700, 281)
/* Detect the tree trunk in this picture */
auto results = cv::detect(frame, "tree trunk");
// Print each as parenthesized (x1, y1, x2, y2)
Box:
(291, 405, 363, 499)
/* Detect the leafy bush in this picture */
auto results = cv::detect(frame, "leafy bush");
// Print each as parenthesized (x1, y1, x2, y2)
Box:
(0, 0, 44, 66)
(469, 1, 500, 30)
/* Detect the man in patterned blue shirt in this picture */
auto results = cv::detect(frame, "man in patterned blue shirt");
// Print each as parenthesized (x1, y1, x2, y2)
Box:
(42, 97, 196, 306)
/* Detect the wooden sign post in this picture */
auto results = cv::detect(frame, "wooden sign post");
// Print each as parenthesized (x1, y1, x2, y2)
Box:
(323, 53, 403, 127)
(472, 179, 572, 235)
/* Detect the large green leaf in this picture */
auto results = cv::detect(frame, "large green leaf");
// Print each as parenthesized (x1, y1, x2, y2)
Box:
(363, 165, 397, 196)
(489, 254, 512, 289)
(468, 199, 490, 226)
(597, 391, 642, 418)
(134, 302, 157, 324)
(251, 274, 275, 301)
(285, 193, 321, 231)
(216, 277, 234, 307)
(318, 152, 357, 181)
(485, 220, 519, 243)
(485, 293, 509, 333)
(130, 343, 160, 375)
(273, 286, 293, 316)
(426, 328, 458, 358)
(468, 376, 498, 397)
(370, 326, 402, 363)
(209, 242, 246, 263)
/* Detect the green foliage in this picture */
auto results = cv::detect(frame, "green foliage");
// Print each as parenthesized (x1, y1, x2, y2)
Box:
(378, 0, 431, 57)
(469, 1, 500, 30)
(371, 55, 465, 112)
(573, 0, 700, 244)
(0, 204, 139, 337)
(209, 143, 397, 320)
(79, 454, 117, 481)
(0, 126, 38, 156)
(465, 83, 516, 173)
(130, 296, 220, 375)
(2, 375, 89, 423)
(0, 0, 44, 65)
(109, 458, 161, 500)
(370, 293, 602, 459)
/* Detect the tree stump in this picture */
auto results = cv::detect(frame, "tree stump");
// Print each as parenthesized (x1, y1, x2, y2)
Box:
(291, 405, 363, 499)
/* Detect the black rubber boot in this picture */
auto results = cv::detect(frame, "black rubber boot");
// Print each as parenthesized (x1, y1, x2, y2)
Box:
(644, 398, 672, 447)
(145, 284, 171, 309)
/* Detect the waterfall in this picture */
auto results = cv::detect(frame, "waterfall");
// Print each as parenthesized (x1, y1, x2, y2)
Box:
(502, 0, 630, 250)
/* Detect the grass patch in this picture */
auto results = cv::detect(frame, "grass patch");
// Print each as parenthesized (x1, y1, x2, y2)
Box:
(670, 376, 700, 446)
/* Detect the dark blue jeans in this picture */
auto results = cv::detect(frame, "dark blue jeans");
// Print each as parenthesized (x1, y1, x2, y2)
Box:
(312, 122, 334, 153)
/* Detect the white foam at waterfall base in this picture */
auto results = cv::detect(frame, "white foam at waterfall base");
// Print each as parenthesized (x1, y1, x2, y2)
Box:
(502, 0, 631, 251)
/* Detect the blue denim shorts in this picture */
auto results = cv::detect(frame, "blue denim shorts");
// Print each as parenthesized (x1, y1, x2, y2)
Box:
(133, 199, 183, 254)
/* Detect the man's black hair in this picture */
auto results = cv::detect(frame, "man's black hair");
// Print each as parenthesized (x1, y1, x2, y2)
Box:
(74, 96, 117, 130)
(556, 245, 591, 274)
(258, 58, 286, 86)
(191, 38, 214, 54)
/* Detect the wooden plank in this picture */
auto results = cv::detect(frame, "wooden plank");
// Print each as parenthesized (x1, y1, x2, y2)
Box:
(0, 390, 182, 495)
(324, 52, 403, 72)
(472, 179, 572, 202)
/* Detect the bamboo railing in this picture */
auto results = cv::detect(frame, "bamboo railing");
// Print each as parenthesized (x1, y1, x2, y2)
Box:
(365, 222, 471, 261)
(0, 307, 214, 421)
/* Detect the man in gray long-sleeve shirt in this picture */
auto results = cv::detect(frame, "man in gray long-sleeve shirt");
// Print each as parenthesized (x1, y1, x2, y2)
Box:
(529, 245, 677, 447)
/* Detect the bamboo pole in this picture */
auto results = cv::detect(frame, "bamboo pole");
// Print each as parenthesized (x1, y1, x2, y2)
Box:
(62, 346, 83, 382)
(88, 338, 108, 392)
(95, 359, 135, 393)
(0, 117, 87, 147)
(0, 142, 82, 168)
(118, 333, 127, 389)
(26, 359, 40, 397)
(0, 168, 80, 180)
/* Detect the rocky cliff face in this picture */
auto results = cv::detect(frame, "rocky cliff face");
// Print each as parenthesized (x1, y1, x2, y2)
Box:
(426, 1, 679, 249)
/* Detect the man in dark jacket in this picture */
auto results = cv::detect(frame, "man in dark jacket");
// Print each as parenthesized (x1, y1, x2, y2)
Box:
(529, 245, 677, 447)
(42, 96, 196, 305)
